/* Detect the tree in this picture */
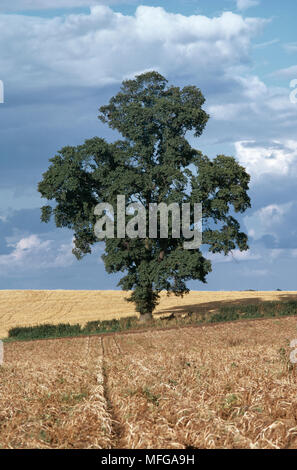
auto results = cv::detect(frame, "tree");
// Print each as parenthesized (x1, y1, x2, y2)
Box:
(38, 71, 251, 322)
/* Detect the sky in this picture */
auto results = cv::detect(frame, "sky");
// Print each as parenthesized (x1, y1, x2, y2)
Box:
(0, 0, 297, 291)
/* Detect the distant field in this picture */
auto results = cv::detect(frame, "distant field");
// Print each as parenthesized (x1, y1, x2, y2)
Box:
(1, 290, 297, 338)
(1, 316, 297, 448)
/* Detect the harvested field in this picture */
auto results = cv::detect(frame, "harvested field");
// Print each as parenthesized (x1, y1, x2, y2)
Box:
(1, 289, 297, 338)
(1, 315, 297, 448)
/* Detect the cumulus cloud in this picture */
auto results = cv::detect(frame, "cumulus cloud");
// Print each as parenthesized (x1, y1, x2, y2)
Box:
(242, 198, 297, 255)
(236, 0, 259, 11)
(207, 77, 297, 132)
(0, 234, 75, 271)
(1, 4, 281, 156)
(235, 140, 297, 179)
(244, 202, 294, 241)
(0, 6, 265, 90)
(207, 74, 269, 121)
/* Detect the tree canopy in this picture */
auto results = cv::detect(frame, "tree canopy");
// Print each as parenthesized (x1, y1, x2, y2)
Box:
(38, 71, 251, 320)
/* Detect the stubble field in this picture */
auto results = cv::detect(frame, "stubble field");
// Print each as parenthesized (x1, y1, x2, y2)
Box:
(1, 289, 297, 338)
(1, 315, 297, 449)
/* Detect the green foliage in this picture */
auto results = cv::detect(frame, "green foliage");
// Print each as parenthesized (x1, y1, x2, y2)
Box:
(210, 307, 240, 323)
(5, 300, 297, 342)
(8, 323, 82, 340)
(210, 300, 297, 323)
(8, 317, 140, 341)
(241, 304, 260, 318)
(38, 71, 251, 316)
(83, 316, 139, 334)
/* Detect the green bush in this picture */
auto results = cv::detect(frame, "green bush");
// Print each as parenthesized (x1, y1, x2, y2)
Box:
(6, 300, 297, 342)
(210, 307, 239, 323)
(82, 321, 101, 334)
(8, 323, 82, 340)
(119, 316, 138, 329)
(210, 300, 297, 324)
(241, 304, 260, 316)
(7, 315, 140, 341)
(262, 302, 277, 317)
(278, 301, 297, 316)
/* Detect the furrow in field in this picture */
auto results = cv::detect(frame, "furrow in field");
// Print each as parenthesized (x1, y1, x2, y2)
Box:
(0, 336, 114, 448)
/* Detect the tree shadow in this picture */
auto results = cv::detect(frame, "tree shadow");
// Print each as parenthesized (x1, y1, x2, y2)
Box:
(157, 292, 297, 318)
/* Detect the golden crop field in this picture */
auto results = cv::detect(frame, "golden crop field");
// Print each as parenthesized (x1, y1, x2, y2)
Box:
(1, 315, 297, 448)
(0, 289, 297, 339)
(0, 336, 113, 448)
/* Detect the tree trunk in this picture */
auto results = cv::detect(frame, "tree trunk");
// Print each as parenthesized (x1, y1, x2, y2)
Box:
(138, 312, 153, 324)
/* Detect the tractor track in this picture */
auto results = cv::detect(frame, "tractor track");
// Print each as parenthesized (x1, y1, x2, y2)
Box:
(101, 336, 126, 448)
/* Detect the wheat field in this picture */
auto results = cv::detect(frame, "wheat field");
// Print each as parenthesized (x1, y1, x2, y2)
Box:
(1, 316, 297, 448)
(0, 289, 297, 338)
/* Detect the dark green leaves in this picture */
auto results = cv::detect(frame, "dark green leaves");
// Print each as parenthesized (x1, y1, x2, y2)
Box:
(38, 71, 251, 315)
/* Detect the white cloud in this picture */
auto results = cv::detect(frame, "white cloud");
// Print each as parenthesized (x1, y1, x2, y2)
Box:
(208, 76, 296, 122)
(54, 239, 77, 267)
(244, 202, 294, 241)
(272, 65, 297, 79)
(207, 102, 243, 121)
(0, 6, 265, 90)
(207, 73, 268, 121)
(207, 249, 261, 263)
(208, 245, 297, 268)
(236, 0, 259, 11)
(237, 74, 268, 100)
(235, 140, 297, 179)
(256, 203, 292, 227)
(0, 234, 75, 271)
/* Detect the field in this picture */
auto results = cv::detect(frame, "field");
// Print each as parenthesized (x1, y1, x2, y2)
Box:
(1, 289, 297, 338)
(1, 315, 297, 448)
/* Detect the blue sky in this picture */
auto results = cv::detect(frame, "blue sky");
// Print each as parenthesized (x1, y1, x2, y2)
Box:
(0, 0, 297, 290)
